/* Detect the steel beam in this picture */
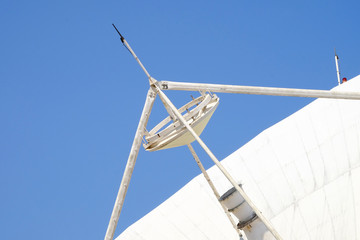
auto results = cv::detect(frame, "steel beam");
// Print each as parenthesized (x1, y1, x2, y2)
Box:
(154, 85, 283, 240)
(187, 144, 241, 236)
(158, 81, 360, 100)
(105, 88, 157, 240)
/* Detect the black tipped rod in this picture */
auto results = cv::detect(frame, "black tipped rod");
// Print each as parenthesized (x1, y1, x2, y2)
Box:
(112, 23, 125, 43)
(111, 24, 153, 81)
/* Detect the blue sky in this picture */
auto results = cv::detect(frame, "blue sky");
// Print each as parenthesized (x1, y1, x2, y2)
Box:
(1, 1, 360, 239)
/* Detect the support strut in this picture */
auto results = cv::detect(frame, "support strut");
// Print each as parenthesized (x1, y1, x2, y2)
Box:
(105, 88, 157, 240)
(153, 85, 283, 240)
(187, 144, 241, 236)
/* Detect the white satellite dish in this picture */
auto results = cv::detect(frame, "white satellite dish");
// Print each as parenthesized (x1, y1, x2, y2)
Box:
(105, 24, 360, 240)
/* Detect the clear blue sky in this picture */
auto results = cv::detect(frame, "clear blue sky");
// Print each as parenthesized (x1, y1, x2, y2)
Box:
(1, 1, 359, 239)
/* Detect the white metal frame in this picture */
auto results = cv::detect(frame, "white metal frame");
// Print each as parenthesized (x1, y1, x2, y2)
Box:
(335, 49, 341, 85)
(105, 88, 156, 240)
(144, 93, 219, 151)
(105, 27, 360, 240)
(187, 143, 241, 235)
(157, 80, 360, 99)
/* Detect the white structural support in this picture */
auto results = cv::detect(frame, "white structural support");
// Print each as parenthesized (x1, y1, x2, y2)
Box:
(335, 50, 341, 85)
(158, 81, 360, 100)
(112, 24, 155, 85)
(111, 27, 360, 240)
(105, 88, 157, 240)
(153, 85, 283, 240)
(187, 144, 241, 236)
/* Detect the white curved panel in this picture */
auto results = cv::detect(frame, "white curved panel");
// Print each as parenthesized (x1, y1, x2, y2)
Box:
(116, 75, 360, 240)
(116, 175, 239, 240)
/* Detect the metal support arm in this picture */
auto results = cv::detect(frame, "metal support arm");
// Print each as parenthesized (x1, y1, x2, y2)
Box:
(153, 85, 283, 240)
(187, 144, 241, 236)
(158, 81, 360, 100)
(105, 88, 157, 240)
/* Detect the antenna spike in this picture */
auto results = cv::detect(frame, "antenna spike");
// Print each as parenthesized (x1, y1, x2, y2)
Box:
(112, 24, 154, 83)
(112, 23, 124, 43)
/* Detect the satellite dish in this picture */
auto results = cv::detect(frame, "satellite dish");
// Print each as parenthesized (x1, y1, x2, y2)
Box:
(106, 24, 360, 240)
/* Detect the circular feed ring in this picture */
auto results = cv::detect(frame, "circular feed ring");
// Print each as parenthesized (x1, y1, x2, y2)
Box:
(144, 93, 219, 151)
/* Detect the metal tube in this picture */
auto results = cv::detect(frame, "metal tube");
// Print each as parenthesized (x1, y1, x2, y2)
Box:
(112, 24, 154, 84)
(105, 88, 157, 240)
(121, 38, 152, 81)
(335, 53, 341, 85)
(187, 144, 241, 235)
(158, 81, 360, 100)
(154, 85, 283, 240)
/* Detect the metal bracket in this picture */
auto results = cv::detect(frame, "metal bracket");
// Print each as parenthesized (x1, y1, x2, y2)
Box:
(237, 213, 258, 229)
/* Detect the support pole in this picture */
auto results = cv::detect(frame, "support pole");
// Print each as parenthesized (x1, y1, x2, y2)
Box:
(105, 88, 157, 240)
(112, 24, 155, 85)
(187, 144, 241, 236)
(335, 49, 341, 85)
(153, 85, 283, 240)
(158, 81, 360, 100)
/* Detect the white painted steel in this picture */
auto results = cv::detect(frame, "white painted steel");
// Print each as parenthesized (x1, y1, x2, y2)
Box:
(105, 88, 156, 240)
(220, 186, 272, 239)
(145, 94, 213, 144)
(116, 75, 360, 240)
(148, 95, 205, 136)
(113, 25, 360, 240)
(152, 85, 283, 240)
(120, 38, 153, 83)
(144, 95, 219, 151)
(158, 81, 360, 99)
(335, 51, 341, 85)
(187, 144, 241, 235)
